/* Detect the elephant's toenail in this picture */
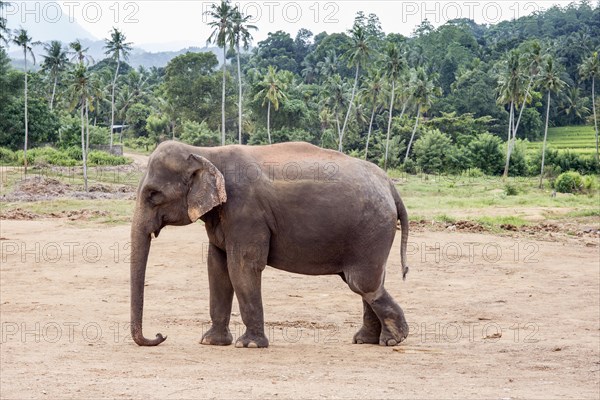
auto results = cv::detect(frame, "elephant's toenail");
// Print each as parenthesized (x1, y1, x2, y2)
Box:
(235, 341, 243, 348)
(388, 339, 398, 346)
(247, 341, 258, 348)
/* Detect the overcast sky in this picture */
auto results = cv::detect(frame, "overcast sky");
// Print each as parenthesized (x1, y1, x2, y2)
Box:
(4, 1, 575, 52)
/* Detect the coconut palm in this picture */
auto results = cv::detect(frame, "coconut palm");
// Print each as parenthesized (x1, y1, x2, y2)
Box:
(104, 27, 133, 149)
(255, 66, 288, 144)
(382, 43, 405, 170)
(69, 39, 94, 66)
(205, 0, 234, 145)
(41, 41, 69, 110)
(497, 50, 527, 177)
(513, 41, 545, 141)
(359, 69, 385, 160)
(579, 51, 599, 162)
(11, 28, 41, 174)
(0, 1, 9, 47)
(316, 50, 339, 80)
(404, 67, 441, 164)
(339, 23, 371, 152)
(67, 63, 93, 191)
(320, 74, 349, 149)
(537, 57, 567, 188)
(230, 7, 257, 144)
(562, 87, 590, 124)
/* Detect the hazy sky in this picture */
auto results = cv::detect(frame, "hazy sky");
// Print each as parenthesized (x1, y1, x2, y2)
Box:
(4, 1, 575, 51)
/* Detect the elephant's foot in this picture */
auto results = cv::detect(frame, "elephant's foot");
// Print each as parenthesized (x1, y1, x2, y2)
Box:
(379, 317, 409, 346)
(352, 326, 381, 344)
(234, 331, 269, 348)
(200, 327, 233, 346)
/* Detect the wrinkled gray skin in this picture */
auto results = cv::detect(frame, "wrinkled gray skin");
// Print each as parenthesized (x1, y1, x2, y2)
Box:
(131, 141, 410, 347)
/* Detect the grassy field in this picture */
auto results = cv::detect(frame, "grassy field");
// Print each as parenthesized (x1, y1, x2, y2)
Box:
(528, 125, 597, 155)
(1, 165, 598, 231)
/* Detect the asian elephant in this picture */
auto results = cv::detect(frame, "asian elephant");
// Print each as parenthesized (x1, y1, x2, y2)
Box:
(130, 141, 410, 348)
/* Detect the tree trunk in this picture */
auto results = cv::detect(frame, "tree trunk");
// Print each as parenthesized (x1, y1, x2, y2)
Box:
(236, 44, 243, 145)
(513, 77, 533, 139)
(110, 57, 120, 150)
(364, 106, 376, 160)
(539, 91, 551, 189)
(267, 101, 271, 144)
(86, 99, 90, 155)
(130, 218, 167, 346)
(503, 101, 515, 178)
(592, 76, 599, 164)
(221, 46, 226, 146)
(23, 48, 28, 175)
(405, 104, 420, 164)
(50, 74, 57, 110)
(339, 64, 360, 152)
(81, 103, 88, 192)
(384, 80, 396, 171)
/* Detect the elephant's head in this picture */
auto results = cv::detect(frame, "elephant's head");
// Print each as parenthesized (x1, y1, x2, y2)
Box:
(130, 143, 226, 346)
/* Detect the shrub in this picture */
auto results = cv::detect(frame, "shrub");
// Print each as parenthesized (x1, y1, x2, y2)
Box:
(87, 151, 131, 166)
(0, 147, 17, 164)
(401, 159, 417, 174)
(467, 133, 504, 175)
(179, 120, 220, 147)
(554, 171, 584, 193)
(509, 139, 529, 176)
(413, 129, 454, 174)
(504, 182, 519, 196)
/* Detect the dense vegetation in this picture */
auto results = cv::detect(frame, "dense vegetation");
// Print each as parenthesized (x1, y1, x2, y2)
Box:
(1, 0, 599, 182)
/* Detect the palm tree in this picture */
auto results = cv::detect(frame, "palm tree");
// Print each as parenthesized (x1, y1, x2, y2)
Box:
(317, 50, 339, 81)
(11, 28, 41, 175)
(205, 0, 234, 146)
(513, 41, 545, 141)
(69, 39, 94, 65)
(255, 66, 287, 144)
(497, 50, 526, 178)
(41, 41, 69, 110)
(339, 23, 371, 152)
(230, 7, 257, 145)
(579, 51, 599, 162)
(404, 67, 441, 164)
(359, 69, 384, 160)
(67, 63, 92, 191)
(0, 1, 9, 47)
(537, 57, 567, 188)
(383, 43, 405, 170)
(562, 87, 590, 124)
(104, 28, 133, 149)
(320, 74, 349, 149)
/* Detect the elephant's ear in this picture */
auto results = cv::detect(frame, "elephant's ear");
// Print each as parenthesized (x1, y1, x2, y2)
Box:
(187, 154, 227, 222)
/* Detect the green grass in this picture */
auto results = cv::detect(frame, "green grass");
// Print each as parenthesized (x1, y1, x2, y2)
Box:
(528, 125, 597, 155)
(395, 173, 599, 226)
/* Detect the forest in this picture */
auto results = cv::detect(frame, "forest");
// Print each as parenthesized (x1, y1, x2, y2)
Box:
(0, 0, 599, 180)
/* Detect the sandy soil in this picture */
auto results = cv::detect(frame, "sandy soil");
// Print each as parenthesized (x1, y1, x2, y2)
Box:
(1, 217, 598, 400)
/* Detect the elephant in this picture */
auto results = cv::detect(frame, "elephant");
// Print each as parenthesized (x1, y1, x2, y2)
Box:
(130, 140, 410, 348)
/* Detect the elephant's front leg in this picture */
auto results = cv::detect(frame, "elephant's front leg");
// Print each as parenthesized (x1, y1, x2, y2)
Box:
(201, 244, 234, 346)
(227, 242, 269, 348)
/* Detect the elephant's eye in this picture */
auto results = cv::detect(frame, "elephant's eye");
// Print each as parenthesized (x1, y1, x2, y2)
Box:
(147, 189, 164, 205)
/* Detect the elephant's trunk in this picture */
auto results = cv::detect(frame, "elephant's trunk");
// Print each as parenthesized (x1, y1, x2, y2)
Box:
(130, 216, 167, 346)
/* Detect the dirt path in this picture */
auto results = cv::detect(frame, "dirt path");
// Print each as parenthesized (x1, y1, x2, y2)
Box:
(0, 220, 598, 399)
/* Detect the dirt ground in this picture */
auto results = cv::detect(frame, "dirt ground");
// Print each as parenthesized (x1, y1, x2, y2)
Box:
(1, 216, 598, 399)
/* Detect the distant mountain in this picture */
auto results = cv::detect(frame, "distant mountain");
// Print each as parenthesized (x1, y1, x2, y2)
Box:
(5, 13, 223, 70)
(9, 38, 224, 70)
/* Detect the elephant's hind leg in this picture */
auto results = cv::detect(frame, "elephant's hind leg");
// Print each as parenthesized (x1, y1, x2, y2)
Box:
(369, 288, 409, 346)
(352, 300, 382, 344)
(201, 244, 234, 346)
(345, 268, 408, 346)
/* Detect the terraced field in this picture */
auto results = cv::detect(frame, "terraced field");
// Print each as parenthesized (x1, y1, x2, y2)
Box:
(529, 125, 597, 155)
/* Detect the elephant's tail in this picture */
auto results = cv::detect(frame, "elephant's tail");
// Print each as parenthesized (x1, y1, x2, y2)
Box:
(392, 185, 410, 281)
